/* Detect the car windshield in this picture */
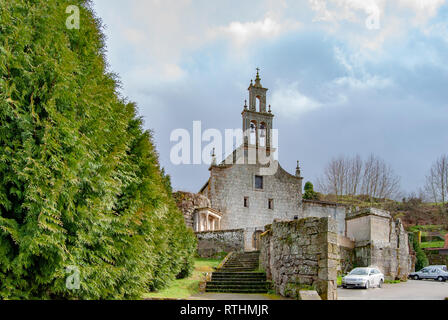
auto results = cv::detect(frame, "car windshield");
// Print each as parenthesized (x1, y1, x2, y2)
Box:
(349, 268, 369, 275)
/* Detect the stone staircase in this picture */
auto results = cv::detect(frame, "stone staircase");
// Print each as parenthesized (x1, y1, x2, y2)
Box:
(206, 251, 269, 293)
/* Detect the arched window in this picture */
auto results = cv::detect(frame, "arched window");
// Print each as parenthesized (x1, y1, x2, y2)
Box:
(249, 120, 257, 145)
(256, 96, 261, 112)
(259, 122, 266, 147)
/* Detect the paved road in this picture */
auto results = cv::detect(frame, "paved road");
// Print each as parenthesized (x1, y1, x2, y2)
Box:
(188, 280, 448, 300)
(189, 293, 290, 300)
(338, 280, 448, 300)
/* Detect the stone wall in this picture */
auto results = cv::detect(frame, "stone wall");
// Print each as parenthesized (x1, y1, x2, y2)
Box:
(196, 229, 245, 258)
(424, 248, 448, 267)
(338, 235, 355, 274)
(344, 208, 414, 280)
(352, 218, 413, 280)
(302, 200, 347, 235)
(259, 217, 339, 300)
(201, 162, 303, 240)
(173, 191, 210, 229)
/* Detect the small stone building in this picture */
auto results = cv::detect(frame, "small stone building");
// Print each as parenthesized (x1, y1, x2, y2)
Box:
(340, 208, 414, 280)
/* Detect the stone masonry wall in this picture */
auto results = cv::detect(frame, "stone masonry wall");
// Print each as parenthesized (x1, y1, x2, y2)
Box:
(173, 191, 210, 229)
(196, 229, 245, 258)
(424, 249, 448, 267)
(203, 162, 303, 237)
(353, 218, 413, 280)
(302, 200, 347, 235)
(259, 217, 339, 300)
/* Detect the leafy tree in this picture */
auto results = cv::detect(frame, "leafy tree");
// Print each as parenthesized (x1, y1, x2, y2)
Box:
(303, 182, 320, 200)
(409, 233, 428, 271)
(0, 0, 195, 299)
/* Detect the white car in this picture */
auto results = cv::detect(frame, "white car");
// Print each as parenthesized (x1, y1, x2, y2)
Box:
(342, 267, 384, 289)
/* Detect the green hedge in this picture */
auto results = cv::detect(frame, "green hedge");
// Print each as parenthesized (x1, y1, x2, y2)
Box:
(409, 233, 428, 271)
(0, 0, 196, 299)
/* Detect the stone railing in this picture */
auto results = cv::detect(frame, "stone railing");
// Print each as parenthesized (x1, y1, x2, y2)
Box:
(195, 229, 245, 258)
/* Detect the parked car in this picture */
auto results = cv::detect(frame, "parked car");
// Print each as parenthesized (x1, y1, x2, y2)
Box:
(409, 266, 448, 282)
(430, 265, 447, 272)
(342, 267, 384, 289)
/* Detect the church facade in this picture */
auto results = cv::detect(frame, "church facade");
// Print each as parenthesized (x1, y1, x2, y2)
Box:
(195, 71, 346, 250)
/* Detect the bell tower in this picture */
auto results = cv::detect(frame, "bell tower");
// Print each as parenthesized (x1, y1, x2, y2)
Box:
(242, 68, 274, 157)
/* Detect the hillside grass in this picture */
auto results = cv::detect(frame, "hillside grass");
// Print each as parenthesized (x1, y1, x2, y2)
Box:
(320, 194, 448, 229)
(408, 225, 448, 234)
(420, 241, 445, 248)
(143, 257, 221, 300)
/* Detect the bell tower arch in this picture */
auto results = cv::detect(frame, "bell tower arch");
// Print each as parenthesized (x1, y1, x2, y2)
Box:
(242, 68, 274, 157)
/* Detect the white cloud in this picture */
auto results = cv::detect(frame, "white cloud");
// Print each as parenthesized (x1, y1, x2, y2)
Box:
(211, 16, 301, 47)
(332, 46, 393, 90)
(309, 0, 444, 24)
(308, 0, 445, 51)
(271, 82, 322, 118)
(396, 0, 445, 22)
(309, 0, 384, 24)
(332, 75, 392, 90)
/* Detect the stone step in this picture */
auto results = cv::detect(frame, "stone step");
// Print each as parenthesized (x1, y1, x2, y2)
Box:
(218, 268, 258, 272)
(211, 274, 266, 278)
(227, 259, 259, 262)
(211, 273, 266, 281)
(205, 251, 267, 294)
(211, 277, 267, 282)
(212, 272, 266, 276)
(223, 264, 259, 267)
(206, 285, 269, 291)
(208, 280, 269, 286)
(220, 265, 258, 268)
(226, 260, 259, 262)
(212, 275, 266, 280)
(205, 288, 268, 293)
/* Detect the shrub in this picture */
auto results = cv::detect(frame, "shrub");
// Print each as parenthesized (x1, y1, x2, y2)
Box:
(303, 182, 320, 201)
(409, 233, 429, 271)
(0, 0, 195, 299)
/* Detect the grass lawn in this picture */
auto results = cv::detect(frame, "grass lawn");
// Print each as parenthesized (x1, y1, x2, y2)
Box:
(385, 279, 401, 284)
(408, 225, 447, 235)
(337, 276, 343, 286)
(420, 241, 445, 248)
(143, 257, 222, 299)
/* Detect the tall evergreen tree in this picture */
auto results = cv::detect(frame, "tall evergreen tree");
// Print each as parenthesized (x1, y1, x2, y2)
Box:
(0, 0, 196, 299)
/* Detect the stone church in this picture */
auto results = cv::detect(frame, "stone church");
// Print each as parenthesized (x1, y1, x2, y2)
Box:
(175, 70, 414, 288)
(192, 70, 346, 250)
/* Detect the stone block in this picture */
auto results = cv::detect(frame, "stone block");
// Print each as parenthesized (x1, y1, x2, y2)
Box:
(318, 267, 338, 281)
(318, 258, 339, 269)
(298, 290, 322, 300)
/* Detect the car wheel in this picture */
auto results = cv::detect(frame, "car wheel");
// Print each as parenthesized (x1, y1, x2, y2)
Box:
(365, 281, 369, 289)
(378, 279, 383, 288)
(437, 276, 444, 282)
(342, 285, 347, 289)
(413, 275, 419, 280)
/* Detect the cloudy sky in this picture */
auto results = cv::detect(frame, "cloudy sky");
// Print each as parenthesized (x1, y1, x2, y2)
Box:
(92, 0, 448, 195)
